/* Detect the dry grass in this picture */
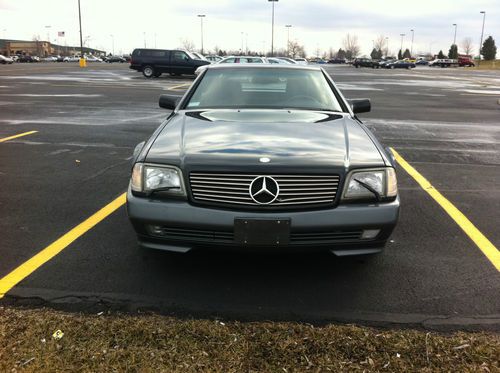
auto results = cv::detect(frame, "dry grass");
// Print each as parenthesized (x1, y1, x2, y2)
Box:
(473, 59, 500, 70)
(0, 307, 498, 372)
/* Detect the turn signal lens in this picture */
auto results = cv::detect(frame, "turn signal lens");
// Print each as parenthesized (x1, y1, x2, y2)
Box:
(131, 163, 143, 192)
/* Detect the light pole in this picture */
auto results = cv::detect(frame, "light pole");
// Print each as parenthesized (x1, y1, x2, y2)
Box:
(268, 0, 278, 56)
(197, 14, 205, 55)
(77, 0, 85, 67)
(154, 33, 157, 48)
(410, 29, 414, 57)
(400, 33, 405, 55)
(241, 32, 244, 54)
(45, 25, 51, 42)
(110, 34, 114, 55)
(478, 11, 486, 65)
(285, 24, 292, 56)
(385, 36, 389, 57)
(452, 23, 457, 45)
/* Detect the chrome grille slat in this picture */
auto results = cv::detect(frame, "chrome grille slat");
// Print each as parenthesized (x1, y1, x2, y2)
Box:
(190, 172, 340, 208)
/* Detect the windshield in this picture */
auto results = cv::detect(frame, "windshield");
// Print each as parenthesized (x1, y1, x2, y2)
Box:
(186, 68, 344, 112)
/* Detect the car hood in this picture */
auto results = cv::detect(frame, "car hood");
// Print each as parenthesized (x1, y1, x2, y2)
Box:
(145, 110, 386, 172)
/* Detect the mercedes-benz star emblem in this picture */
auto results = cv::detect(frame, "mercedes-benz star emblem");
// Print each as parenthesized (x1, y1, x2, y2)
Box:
(249, 176, 279, 204)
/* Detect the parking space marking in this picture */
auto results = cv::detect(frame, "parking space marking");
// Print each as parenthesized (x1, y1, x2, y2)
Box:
(0, 193, 126, 299)
(392, 148, 500, 272)
(0, 130, 38, 143)
(169, 83, 190, 90)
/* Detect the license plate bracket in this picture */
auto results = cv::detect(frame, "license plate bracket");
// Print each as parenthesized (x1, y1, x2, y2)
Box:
(234, 218, 290, 246)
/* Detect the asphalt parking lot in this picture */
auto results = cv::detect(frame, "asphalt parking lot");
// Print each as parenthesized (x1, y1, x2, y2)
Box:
(0, 63, 499, 330)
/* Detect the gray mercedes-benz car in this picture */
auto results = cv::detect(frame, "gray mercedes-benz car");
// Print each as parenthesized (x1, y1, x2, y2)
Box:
(127, 64, 399, 256)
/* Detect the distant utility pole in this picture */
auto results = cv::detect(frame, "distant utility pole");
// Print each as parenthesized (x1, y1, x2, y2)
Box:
(285, 24, 292, 56)
(77, 0, 85, 67)
(269, 0, 278, 56)
(400, 33, 405, 53)
(385, 36, 389, 56)
(197, 15, 205, 55)
(478, 11, 486, 65)
(410, 29, 414, 57)
(452, 23, 457, 45)
(110, 34, 114, 55)
(154, 33, 157, 48)
(143, 32, 146, 48)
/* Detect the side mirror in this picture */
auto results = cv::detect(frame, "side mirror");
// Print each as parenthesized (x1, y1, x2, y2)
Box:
(347, 98, 371, 114)
(132, 141, 145, 164)
(159, 94, 180, 110)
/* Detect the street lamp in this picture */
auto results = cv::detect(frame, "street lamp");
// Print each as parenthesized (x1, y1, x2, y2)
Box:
(285, 24, 292, 56)
(410, 29, 414, 57)
(268, 0, 278, 56)
(110, 34, 114, 55)
(143, 32, 146, 48)
(197, 14, 205, 55)
(385, 36, 389, 57)
(400, 33, 405, 55)
(478, 11, 486, 65)
(452, 23, 457, 45)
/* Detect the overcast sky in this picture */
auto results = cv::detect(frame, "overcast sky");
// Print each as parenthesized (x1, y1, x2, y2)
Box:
(0, 0, 498, 57)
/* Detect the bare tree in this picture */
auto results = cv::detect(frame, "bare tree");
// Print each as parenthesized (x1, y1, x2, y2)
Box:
(179, 38, 195, 51)
(460, 37, 474, 56)
(288, 40, 305, 58)
(374, 35, 387, 56)
(343, 33, 360, 59)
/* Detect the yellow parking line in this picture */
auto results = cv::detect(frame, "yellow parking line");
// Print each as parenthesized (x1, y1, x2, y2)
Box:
(168, 83, 190, 90)
(0, 130, 38, 143)
(392, 148, 500, 272)
(0, 193, 126, 299)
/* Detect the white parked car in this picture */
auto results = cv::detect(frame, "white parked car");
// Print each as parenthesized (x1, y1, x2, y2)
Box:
(294, 58, 308, 65)
(190, 52, 209, 61)
(42, 56, 58, 62)
(64, 56, 80, 62)
(0, 54, 14, 64)
(85, 56, 103, 62)
(195, 56, 268, 75)
(205, 55, 223, 63)
(268, 57, 293, 64)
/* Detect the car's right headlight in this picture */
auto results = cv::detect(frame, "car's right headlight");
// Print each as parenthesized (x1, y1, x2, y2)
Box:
(131, 163, 186, 196)
(342, 168, 397, 201)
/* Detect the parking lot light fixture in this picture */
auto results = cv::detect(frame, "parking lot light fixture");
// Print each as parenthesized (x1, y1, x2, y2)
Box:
(452, 24, 457, 45)
(268, 0, 279, 57)
(110, 34, 114, 55)
(385, 37, 389, 57)
(400, 33, 405, 55)
(478, 11, 486, 65)
(197, 15, 205, 55)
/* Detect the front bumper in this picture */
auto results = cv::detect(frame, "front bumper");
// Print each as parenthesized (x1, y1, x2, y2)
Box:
(127, 188, 400, 256)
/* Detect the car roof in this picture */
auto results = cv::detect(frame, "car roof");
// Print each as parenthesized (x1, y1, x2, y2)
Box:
(205, 64, 322, 72)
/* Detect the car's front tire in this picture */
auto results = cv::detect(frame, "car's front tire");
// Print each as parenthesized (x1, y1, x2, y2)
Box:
(142, 65, 155, 78)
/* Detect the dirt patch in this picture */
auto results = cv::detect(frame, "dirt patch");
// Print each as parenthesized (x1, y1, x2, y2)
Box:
(0, 307, 498, 372)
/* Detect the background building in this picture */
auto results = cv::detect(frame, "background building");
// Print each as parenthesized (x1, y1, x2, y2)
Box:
(0, 39, 105, 57)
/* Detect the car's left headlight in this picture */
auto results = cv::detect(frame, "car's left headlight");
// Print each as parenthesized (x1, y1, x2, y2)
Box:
(131, 163, 186, 196)
(342, 168, 397, 201)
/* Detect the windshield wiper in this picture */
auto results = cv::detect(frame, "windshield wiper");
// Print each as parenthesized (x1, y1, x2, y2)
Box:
(353, 179, 381, 202)
(146, 187, 180, 197)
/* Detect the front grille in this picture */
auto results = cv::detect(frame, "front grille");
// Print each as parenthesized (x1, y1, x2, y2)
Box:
(150, 226, 233, 243)
(149, 226, 363, 245)
(291, 230, 362, 244)
(189, 173, 340, 208)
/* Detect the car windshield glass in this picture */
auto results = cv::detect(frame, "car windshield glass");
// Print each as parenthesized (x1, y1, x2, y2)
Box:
(186, 68, 343, 112)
